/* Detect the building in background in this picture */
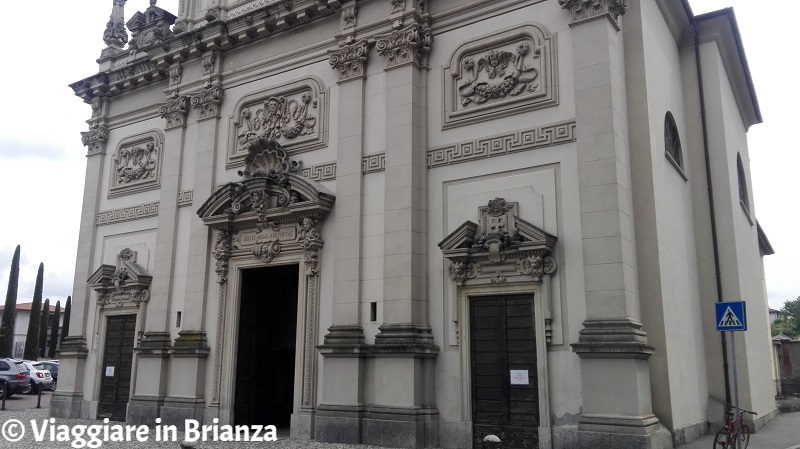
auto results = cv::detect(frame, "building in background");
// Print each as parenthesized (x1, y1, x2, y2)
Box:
(0, 303, 64, 359)
(53, 1, 777, 448)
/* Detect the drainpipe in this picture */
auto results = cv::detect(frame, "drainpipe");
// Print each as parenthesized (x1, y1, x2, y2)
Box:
(693, 19, 732, 410)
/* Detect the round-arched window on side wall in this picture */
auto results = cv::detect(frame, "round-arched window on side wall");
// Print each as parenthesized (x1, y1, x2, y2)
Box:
(737, 153, 750, 212)
(664, 112, 683, 170)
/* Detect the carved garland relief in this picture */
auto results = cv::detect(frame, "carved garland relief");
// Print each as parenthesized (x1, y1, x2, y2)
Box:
(228, 78, 328, 168)
(443, 23, 558, 129)
(109, 130, 164, 198)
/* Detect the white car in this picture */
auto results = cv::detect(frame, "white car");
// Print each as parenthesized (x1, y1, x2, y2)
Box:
(21, 361, 53, 393)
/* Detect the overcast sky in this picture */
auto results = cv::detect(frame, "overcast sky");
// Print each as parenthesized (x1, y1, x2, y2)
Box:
(0, 0, 795, 311)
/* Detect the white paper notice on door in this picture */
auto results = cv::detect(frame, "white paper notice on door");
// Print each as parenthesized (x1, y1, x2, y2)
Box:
(105, 366, 115, 377)
(510, 370, 529, 385)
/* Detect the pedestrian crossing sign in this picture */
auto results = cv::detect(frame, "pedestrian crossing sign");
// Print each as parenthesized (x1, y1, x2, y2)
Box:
(715, 301, 747, 332)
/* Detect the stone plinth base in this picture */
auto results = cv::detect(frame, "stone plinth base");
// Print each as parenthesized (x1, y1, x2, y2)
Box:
(127, 395, 163, 425)
(50, 392, 85, 419)
(160, 397, 206, 426)
(576, 426, 672, 449)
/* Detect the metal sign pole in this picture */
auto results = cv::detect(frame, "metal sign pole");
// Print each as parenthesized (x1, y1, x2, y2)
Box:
(730, 331, 741, 449)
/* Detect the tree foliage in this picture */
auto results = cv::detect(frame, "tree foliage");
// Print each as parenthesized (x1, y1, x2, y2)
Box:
(48, 301, 60, 358)
(23, 263, 44, 360)
(38, 298, 50, 358)
(0, 245, 20, 357)
(771, 296, 800, 339)
(60, 296, 71, 344)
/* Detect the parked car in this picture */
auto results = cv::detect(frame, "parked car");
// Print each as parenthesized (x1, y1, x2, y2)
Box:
(0, 358, 31, 398)
(20, 361, 53, 393)
(38, 361, 58, 390)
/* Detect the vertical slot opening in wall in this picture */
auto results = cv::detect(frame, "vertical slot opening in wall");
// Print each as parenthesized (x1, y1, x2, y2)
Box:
(370, 302, 377, 322)
(176, 311, 182, 328)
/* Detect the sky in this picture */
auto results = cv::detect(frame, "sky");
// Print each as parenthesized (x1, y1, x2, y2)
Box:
(0, 0, 795, 311)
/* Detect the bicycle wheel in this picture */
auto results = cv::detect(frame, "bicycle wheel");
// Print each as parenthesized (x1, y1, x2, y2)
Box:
(740, 424, 750, 449)
(713, 427, 733, 449)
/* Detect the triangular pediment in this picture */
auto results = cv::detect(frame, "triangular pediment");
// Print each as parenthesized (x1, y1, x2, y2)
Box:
(514, 215, 557, 248)
(438, 221, 479, 251)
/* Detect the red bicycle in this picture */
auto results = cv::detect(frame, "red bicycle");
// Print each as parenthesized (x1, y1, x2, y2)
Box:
(713, 406, 757, 449)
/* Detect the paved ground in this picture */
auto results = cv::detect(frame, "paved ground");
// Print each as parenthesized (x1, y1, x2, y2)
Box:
(679, 410, 800, 449)
(0, 389, 51, 412)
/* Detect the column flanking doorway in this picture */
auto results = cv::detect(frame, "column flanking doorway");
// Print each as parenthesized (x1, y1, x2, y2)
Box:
(234, 264, 299, 428)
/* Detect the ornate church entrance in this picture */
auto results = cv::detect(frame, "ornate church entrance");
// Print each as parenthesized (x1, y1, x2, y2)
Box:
(234, 264, 300, 428)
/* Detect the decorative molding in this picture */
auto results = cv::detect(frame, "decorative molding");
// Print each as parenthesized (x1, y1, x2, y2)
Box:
(126, 1, 176, 51)
(375, 21, 432, 69)
(329, 40, 369, 82)
(81, 124, 110, 156)
(228, 77, 328, 168)
(178, 189, 193, 207)
(341, 3, 358, 32)
(301, 162, 337, 182)
(427, 120, 575, 168)
(159, 95, 190, 129)
(191, 83, 225, 120)
(443, 23, 558, 129)
(202, 53, 217, 75)
(88, 248, 152, 310)
(97, 201, 160, 226)
(169, 64, 183, 87)
(362, 153, 386, 174)
(558, 0, 630, 31)
(109, 130, 164, 198)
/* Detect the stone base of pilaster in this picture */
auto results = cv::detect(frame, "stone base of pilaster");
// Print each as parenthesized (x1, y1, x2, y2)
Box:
(51, 336, 89, 419)
(315, 404, 364, 444)
(50, 391, 86, 419)
(576, 427, 673, 449)
(318, 325, 369, 356)
(362, 406, 439, 449)
(171, 330, 210, 358)
(127, 395, 164, 425)
(372, 324, 439, 357)
(160, 397, 206, 426)
(134, 331, 172, 357)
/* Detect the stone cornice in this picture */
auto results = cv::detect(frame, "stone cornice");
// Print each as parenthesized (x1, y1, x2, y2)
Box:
(558, 0, 629, 31)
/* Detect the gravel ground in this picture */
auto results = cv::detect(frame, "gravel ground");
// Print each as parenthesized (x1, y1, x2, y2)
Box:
(0, 409, 404, 448)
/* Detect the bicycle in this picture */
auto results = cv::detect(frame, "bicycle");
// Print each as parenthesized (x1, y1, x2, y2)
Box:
(713, 406, 757, 449)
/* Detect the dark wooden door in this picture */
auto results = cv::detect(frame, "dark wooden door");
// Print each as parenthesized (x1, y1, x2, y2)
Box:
(470, 295, 538, 449)
(234, 265, 298, 428)
(98, 314, 137, 421)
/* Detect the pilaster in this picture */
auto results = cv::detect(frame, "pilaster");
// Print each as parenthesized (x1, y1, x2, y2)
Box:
(160, 81, 220, 425)
(52, 96, 109, 419)
(563, 2, 665, 446)
(127, 90, 189, 425)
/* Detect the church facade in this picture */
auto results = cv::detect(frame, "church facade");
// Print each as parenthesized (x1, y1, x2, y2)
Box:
(52, 0, 777, 448)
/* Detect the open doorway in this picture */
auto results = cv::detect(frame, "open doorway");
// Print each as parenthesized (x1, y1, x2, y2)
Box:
(234, 264, 299, 428)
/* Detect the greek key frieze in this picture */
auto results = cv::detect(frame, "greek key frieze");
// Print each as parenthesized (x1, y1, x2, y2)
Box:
(300, 162, 337, 182)
(97, 201, 160, 226)
(362, 153, 386, 174)
(178, 189, 193, 208)
(427, 121, 575, 168)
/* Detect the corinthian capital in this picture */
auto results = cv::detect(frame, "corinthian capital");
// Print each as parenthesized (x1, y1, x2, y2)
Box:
(559, 0, 629, 31)
(329, 40, 369, 82)
(81, 125, 110, 156)
(191, 83, 225, 121)
(375, 21, 431, 69)
(159, 94, 190, 129)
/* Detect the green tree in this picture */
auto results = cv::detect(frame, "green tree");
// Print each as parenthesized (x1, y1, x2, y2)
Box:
(38, 298, 50, 358)
(0, 245, 20, 357)
(771, 296, 800, 339)
(60, 296, 71, 344)
(23, 263, 44, 360)
(47, 301, 60, 358)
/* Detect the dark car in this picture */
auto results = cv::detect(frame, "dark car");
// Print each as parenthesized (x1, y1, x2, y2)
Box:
(38, 361, 58, 390)
(0, 358, 31, 398)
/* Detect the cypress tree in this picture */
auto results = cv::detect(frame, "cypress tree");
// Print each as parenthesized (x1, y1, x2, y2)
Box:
(38, 298, 50, 358)
(47, 301, 61, 358)
(23, 263, 44, 360)
(0, 245, 21, 357)
(60, 296, 71, 344)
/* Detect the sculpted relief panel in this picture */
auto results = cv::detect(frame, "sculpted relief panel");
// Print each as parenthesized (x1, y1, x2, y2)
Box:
(228, 77, 328, 168)
(443, 23, 558, 129)
(109, 130, 164, 198)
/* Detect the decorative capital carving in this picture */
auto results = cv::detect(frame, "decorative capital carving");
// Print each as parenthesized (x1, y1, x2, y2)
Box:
(304, 250, 319, 277)
(448, 261, 477, 285)
(558, 0, 629, 31)
(81, 125, 110, 155)
(253, 241, 281, 263)
(202, 53, 217, 75)
(375, 22, 432, 69)
(329, 40, 369, 82)
(298, 217, 321, 249)
(89, 247, 152, 309)
(191, 83, 225, 120)
(103, 0, 129, 49)
(159, 94, 190, 129)
(516, 255, 557, 282)
(341, 3, 358, 32)
(169, 64, 183, 86)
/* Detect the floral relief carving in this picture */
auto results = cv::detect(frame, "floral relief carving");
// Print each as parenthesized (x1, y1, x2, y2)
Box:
(459, 43, 539, 107)
(115, 142, 157, 184)
(559, 0, 629, 30)
(191, 83, 225, 120)
(81, 125, 110, 155)
(159, 94, 190, 129)
(443, 24, 558, 129)
(329, 40, 369, 82)
(228, 78, 327, 167)
(109, 131, 164, 198)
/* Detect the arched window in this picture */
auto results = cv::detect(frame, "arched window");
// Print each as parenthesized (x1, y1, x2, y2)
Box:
(737, 153, 750, 212)
(664, 112, 683, 171)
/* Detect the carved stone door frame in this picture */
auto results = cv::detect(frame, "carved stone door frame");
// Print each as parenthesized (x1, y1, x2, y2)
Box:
(219, 251, 319, 425)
